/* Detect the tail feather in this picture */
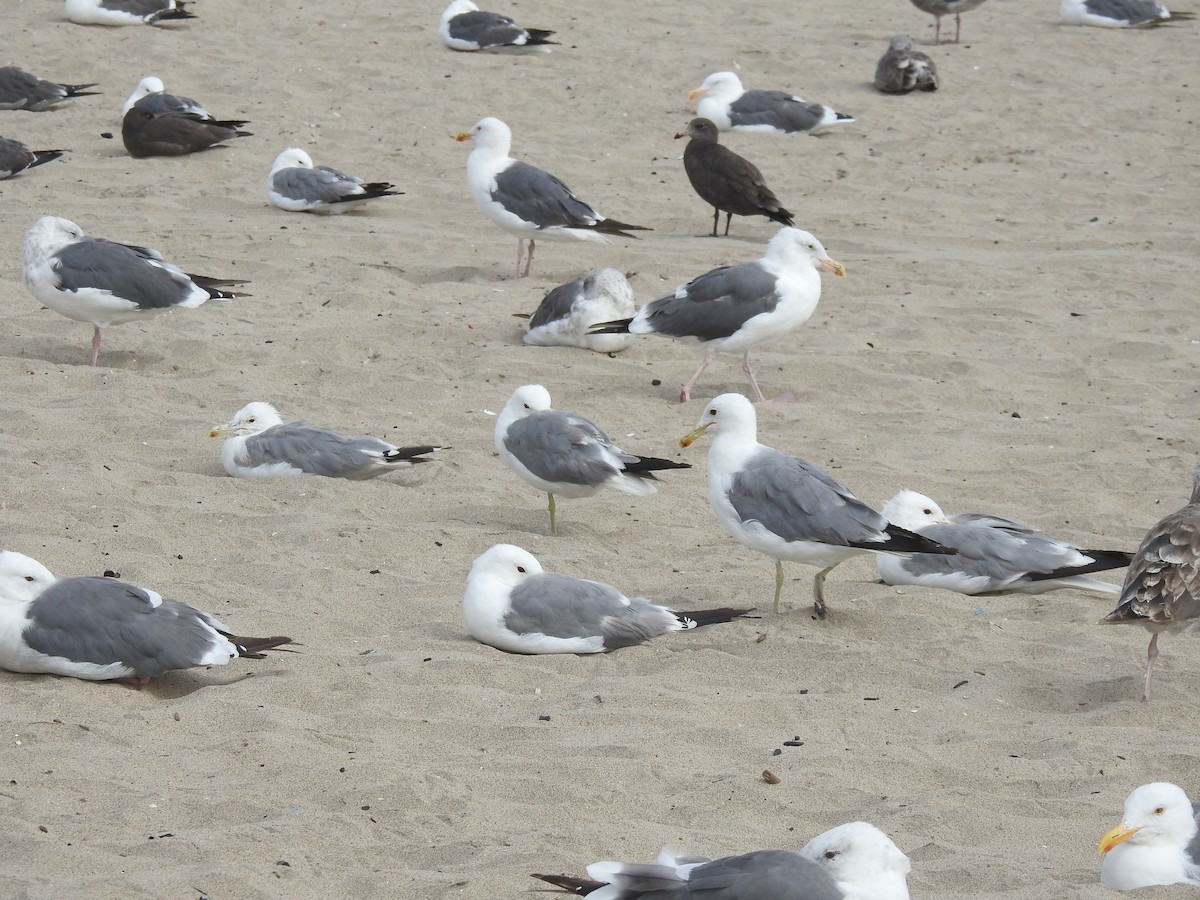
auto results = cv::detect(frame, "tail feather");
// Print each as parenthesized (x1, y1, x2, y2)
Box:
(29, 150, 65, 169)
(153, 6, 197, 22)
(525, 29, 559, 44)
(530, 872, 605, 894)
(589, 317, 634, 335)
(675, 606, 754, 628)
(1026, 548, 1134, 582)
(869, 523, 956, 556)
(593, 218, 652, 239)
(769, 207, 795, 227)
(624, 456, 691, 477)
(191, 275, 251, 300)
(384, 445, 444, 464)
(65, 84, 100, 98)
(227, 635, 294, 659)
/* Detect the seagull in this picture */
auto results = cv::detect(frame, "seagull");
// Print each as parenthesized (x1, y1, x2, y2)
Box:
(0, 66, 98, 111)
(121, 76, 217, 117)
(65, 0, 195, 26)
(521, 267, 637, 353)
(266, 148, 401, 215)
(592, 227, 843, 403)
(455, 117, 650, 278)
(675, 117, 794, 237)
(462, 544, 749, 654)
(1102, 464, 1200, 702)
(0, 138, 63, 179)
(875, 489, 1132, 596)
(494, 384, 690, 535)
(208, 402, 441, 479)
(689, 72, 854, 136)
(21, 215, 247, 366)
(438, 0, 557, 51)
(874, 36, 940, 94)
(121, 76, 250, 158)
(0, 551, 291, 684)
(1060, 0, 1194, 26)
(532, 821, 911, 899)
(1100, 783, 1200, 889)
(908, 0, 989, 43)
(679, 394, 953, 617)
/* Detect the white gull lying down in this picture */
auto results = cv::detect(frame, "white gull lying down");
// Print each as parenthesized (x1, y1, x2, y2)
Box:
(209, 402, 440, 479)
(680, 394, 951, 617)
(533, 821, 911, 899)
(1060, 0, 1194, 26)
(22, 215, 246, 366)
(0, 551, 291, 684)
(0, 139, 63, 179)
(1100, 782, 1200, 889)
(495, 384, 690, 534)
(438, 0, 557, 51)
(875, 489, 1132, 595)
(0, 66, 97, 111)
(266, 147, 401, 215)
(689, 72, 854, 136)
(65, 0, 195, 26)
(522, 267, 636, 352)
(462, 544, 749, 654)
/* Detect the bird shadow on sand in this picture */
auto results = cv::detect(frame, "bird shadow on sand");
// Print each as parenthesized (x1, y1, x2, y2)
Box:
(142, 665, 294, 701)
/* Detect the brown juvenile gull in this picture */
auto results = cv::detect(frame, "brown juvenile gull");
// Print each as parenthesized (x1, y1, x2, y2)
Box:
(874, 36, 940, 94)
(909, 0, 989, 43)
(1099, 782, 1200, 889)
(438, 0, 557, 51)
(1060, 0, 1195, 26)
(456, 116, 650, 278)
(0, 66, 98, 111)
(121, 76, 250, 158)
(21, 215, 247, 366)
(532, 821, 912, 899)
(675, 117, 795, 237)
(680, 393, 953, 617)
(521, 267, 637, 352)
(1103, 464, 1200, 702)
(462, 544, 749, 654)
(65, 0, 195, 26)
(593, 228, 842, 403)
(495, 384, 689, 535)
(0, 138, 63, 179)
(0, 551, 291, 684)
(689, 72, 854, 136)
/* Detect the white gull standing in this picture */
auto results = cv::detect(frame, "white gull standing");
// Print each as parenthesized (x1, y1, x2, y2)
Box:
(593, 227, 843, 403)
(875, 489, 1132, 596)
(0, 551, 291, 684)
(1060, 0, 1194, 26)
(0, 66, 98, 111)
(266, 148, 401, 215)
(22, 216, 247, 366)
(908, 0, 990, 43)
(532, 821, 911, 899)
(522, 267, 637, 352)
(689, 72, 854, 136)
(680, 394, 952, 617)
(462, 544, 748, 654)
(208, 402, 440, 479)
(455, 117, 650, 278)
(438, 0, 557, 51)
(1102, 463, 1200, 701)
(1099, 783, 1200, 889)
(65, 0, 195, 26)
(495, 384, 690, 535)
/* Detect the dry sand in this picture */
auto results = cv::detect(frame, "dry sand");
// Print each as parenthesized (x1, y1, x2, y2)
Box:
(2, 0, 1198, 896)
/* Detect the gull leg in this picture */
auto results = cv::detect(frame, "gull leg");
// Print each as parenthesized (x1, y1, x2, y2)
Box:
(954, 13, 962, 43)
(812, 564, 838, 619)
(679, 348, 719, 403)
(773, 560, 785, 614)
(513, 240, 525, 278)
(89, 326, 103, 367)
(1141, 633, 1160, 703)
(723, 212, 732, 236)
(547, 492, 557, 536)
(711, 207, 720, 237)
(933, 16, 942, 43)
(523, 238, 536, 278)
(741, 352, 767, 403)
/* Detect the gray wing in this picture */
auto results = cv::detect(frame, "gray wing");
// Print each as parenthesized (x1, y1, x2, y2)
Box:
(0, 138, 35, 177)
(1084, 0, 1168, 23)
(53, 238, 197, 308)
(1107, 502, 1200, 625)
(527, 277, 584, 329)
(24, 577, 228, 678)
(504, 410, 623, 487)
(642, 261, 781, 342)
(273, 166, 362, 204)
(686, 850, 843, 899)
(492, 161, 601, 229)
(728, 447, 891, 546)
(242, 422, 395, 477)
(895, 522, 1085, 581)
(1188, 804, 1200, 867)
(449, 9, 527, 47)
(133, 92, 204, 118)
(105, 0, 180, 15)
(505, 573, 633, 639)
(122, 107, 248, 158)
(0, 67, 71, 110)
(729, 90, 832, 132)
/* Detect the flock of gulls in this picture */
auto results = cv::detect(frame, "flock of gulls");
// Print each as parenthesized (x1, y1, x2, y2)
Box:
(2, 0, 1199, 896)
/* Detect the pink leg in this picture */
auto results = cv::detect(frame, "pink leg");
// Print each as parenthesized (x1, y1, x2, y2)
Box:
(1140, 633, 1160, 703)
(89, 326, 103, 366)
(954, 13, 962, 43)
(522, 238, 536, 277)
(741, 352, 767, 403)
(680, 348, 719, 402)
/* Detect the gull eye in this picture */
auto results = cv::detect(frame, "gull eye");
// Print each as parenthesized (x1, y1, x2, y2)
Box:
(247, 417, 256, 423)
(1155, 805, 1165, 815)
(923, 508, 933, 515)
(824, 850, 838, 860)
(516, 566, 526, 573)
(24, 575, 35, 582)
(522, 403, 530, 409)
(709, 408, 717, 416)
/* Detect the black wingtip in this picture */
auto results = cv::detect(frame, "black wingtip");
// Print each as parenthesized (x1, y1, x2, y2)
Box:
(530, 872, 605, 894)
(588, 317, 634, 335)
(231, 635, 294, 658)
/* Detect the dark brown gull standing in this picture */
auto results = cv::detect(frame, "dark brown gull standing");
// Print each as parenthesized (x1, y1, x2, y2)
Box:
(874, 35, 940, 94)
(675, 117, 794, 237)
(908, 0, 989, 43)
(0, 66, 98, 111)
(0, 138, 63, 179)
(0, 551, 291, 684)
(1103, 464, 1200, 702)
(65, 0, 195, 26)
(121, 76, 250, 158)
(438, 0, 557, 51)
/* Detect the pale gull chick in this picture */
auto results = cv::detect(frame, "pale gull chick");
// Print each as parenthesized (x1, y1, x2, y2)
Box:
(522, 267, 637, 353)
(1100, 782, 1200, 889)
(874, 36, 940, 94)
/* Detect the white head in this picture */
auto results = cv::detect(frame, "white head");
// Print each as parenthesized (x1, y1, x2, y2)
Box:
(1102, 783, 1198, 853)
(455, 117, 513, 155)
(802, 822, 912, 900)
(442, 0, 479, 21)
(23, 216, 85, 271)
(270, 147, 314, 174)
(881, 490, 949, 531)
(689, 71, 745, 103)
(123, 76, 165, 114)
(0, 551, 57, 605)
(466, 544, 544, 591)
(504, 384, 552, 419)
(679, 393, 758, 449)
(888, 34, 915, 52)
(582, 267, 634, 304)
(209, 402, 284, 438)
(765, 228, 845, 276)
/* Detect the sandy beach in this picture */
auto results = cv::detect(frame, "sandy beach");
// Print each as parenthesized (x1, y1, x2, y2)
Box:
(2, 0, 1199, 896)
